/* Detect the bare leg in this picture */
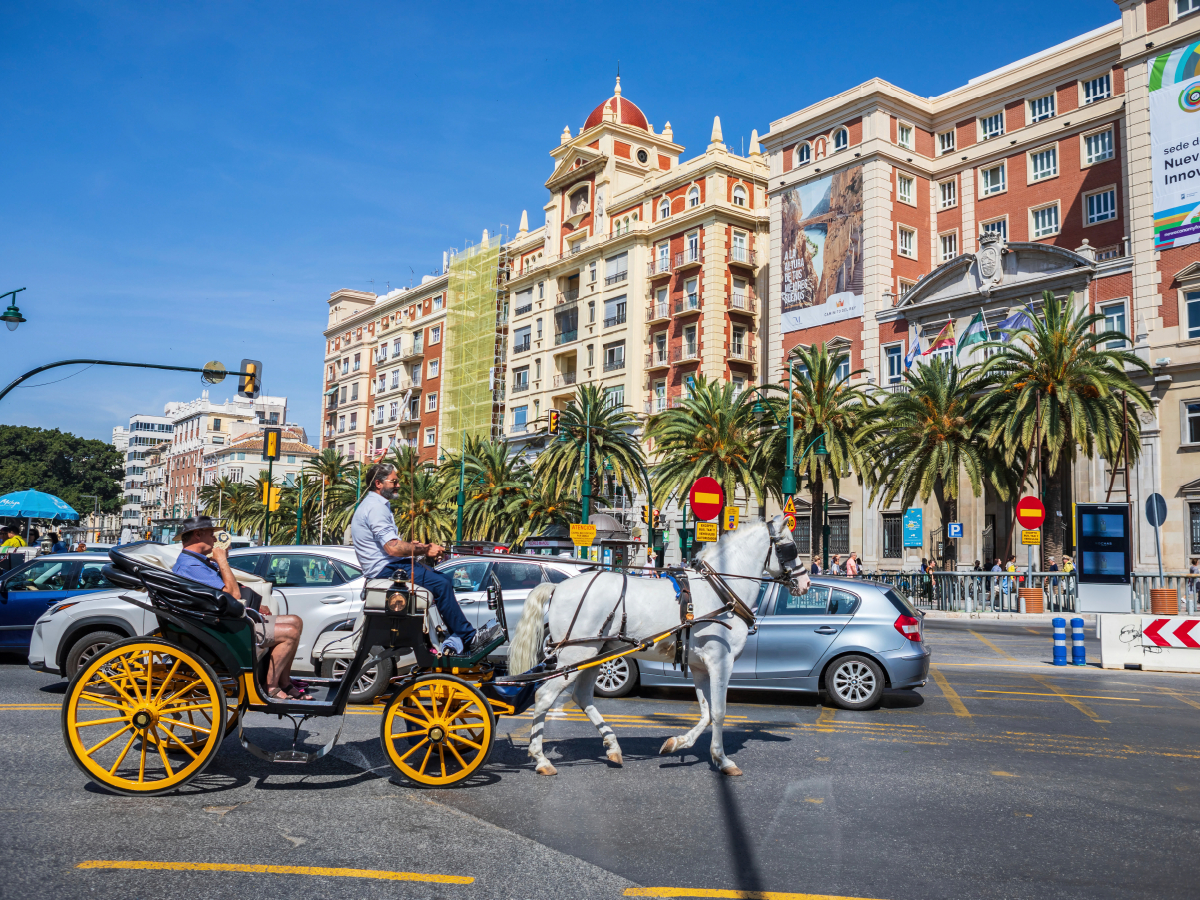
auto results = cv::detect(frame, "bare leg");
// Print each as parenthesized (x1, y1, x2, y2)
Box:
(267, 615, 303, 694)
(660, 672, 712, 756)
(571, 663, 623, 765)
(527, 672, 575, 776)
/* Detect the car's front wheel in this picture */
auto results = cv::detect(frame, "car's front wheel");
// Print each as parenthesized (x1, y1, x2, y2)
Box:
(64, 630, 125, 679)
(593, 656, 638, 698)
(321, 657, 394, 703)
(824, 654, 884, 710)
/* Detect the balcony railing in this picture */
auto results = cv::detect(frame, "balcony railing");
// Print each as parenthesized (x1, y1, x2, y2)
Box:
(882, 382, 910, 394)
(728, 247, 756, 266)
(646, 302, 670, 323)
(604, 358, 626, 372)
(674, 295, 700, 315)
(604, 312, 627, 328)
(557, 290, 579, 305)
(729, 342, 754, 361)
(675, 248, 703, 269)
(644, 399, 668, 415)
(553, 372, 577, 388)
(674, 346, 700, 363)
(647, 258, 672, 277)
(400, 344, 424, 360)
(511, 382, 530, 394)
(727, 294, 757, 314)
(555, 329, 578, 346)
(605, 270, 628, 286)
(645, 350, 670, 369)
(515, 303, 533, 315)
(513, 339, 531, 354)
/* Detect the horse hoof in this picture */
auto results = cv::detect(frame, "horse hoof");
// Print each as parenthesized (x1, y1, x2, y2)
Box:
(660, 737, 679, 755)
(606, 750, 624, 765)
(536, 763, 558, 776)
(720, 764, 744, 777)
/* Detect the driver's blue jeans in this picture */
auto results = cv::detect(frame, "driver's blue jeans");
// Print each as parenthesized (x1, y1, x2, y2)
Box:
(377, 559, 475, 646)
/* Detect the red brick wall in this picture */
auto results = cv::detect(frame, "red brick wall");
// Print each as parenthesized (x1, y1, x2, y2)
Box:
(891, 168, 930, 287)
(956, 117, 976, 150)
(1147, 0, 1169, 31)
(1005, 99, 1026, 132)
(1057, 81, 1080, 115)
(845, 116, 863, 146)
(915, 126, 935, 158)
(1093, 271, 1133, 310)
(781, 319, 865, 373)
(1113, 65, 1125, 96)
(1159, 245, 1200, 327)
(614, 140, 631, 159)
(658, 154, 671, 170)
(936, 173, 963, 244)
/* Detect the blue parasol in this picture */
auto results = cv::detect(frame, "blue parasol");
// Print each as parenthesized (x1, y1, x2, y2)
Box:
(0, 489, 80, 522)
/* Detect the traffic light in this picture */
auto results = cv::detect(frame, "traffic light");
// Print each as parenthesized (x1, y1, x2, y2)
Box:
(262, 427, 281, 461)
(652, 509, 662, 529)
(239, 359, 263, 399)
(260, 484, 281, 511)
(641, 505, 649, 524)
(547, 409, 560, 435)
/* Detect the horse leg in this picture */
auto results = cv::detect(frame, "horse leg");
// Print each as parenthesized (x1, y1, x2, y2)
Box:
(527, 672, 575, 776)
(659, 675, 711, 756)
(571, 661, 623, 765)
(699, 654, 742, 776)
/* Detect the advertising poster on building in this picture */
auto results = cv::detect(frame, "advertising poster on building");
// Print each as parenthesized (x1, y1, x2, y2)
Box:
(903, 508, 923, 549)
(1149, 42, 1200, 250)
(780, 164, 864, 333)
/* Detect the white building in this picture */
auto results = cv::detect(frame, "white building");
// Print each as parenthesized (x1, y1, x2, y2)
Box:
(119, 413, 175, 531)
(203, 426, 318, 490)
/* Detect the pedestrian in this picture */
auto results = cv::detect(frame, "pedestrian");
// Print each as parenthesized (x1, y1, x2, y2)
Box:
(990, 557, 1004, 610)
(1, 526, 26, 552)
(829, 554, 842, 575)
(75, 541, 87, 552)
(1188, 557, 1199, 604)
(845, 551, 859, 577)
(973, 560, 982, 572)
(51, 532, 69, 554)
(810, 555, 821, 576)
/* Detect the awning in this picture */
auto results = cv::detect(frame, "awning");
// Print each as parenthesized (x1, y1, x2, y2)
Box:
(324, 387, 337, 396)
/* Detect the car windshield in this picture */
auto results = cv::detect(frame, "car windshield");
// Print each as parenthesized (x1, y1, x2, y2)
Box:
(441, 562, 489, 592)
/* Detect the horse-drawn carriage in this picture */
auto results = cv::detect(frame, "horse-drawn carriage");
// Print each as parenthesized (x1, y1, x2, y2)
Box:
(60, 542, 534, 795)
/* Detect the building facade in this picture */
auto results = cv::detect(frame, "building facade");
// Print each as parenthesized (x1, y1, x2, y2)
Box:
(202, 426, 318, 488)
(762, 1, 1200, 572)
(119, 413, 174, 531)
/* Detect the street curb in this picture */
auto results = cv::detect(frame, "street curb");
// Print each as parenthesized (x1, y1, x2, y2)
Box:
(923, 610, 1096, 625)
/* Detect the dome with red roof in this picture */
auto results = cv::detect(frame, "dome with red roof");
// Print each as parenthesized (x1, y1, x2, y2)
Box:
(583, 78, 649, 132)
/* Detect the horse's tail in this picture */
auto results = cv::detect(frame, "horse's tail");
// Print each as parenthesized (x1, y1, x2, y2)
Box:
(508, 581, 555, 675)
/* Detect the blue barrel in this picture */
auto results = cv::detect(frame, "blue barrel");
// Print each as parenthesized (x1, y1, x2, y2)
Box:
(1071, 617, 1087, 666)
(1052, 617, 1067, 666)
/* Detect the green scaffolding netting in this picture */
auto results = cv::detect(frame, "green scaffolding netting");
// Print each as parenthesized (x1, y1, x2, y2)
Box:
(442, 238, 503, 453)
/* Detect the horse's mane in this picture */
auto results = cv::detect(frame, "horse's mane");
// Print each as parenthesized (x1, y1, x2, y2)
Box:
(695, 518, 768, 572)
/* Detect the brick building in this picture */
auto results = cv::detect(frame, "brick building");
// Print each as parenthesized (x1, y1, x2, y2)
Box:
(762, 1, 1200, 572)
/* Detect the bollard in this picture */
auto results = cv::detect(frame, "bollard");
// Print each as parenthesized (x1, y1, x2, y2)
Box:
(1052, 617, 1067, 666)
(1071, 617, 1086, 666)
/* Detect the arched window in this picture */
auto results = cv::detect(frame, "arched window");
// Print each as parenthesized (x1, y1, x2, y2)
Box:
(688, 186, 700, 208)
(732, 184, 747, 207)
(797, 143, 811, 165)
(659, 199, 670, 219)
(833, 128, 848, 151)
(623, 216, 631, 231)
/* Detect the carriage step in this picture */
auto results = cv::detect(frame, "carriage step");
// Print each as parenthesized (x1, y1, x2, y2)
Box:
(273, 749, 313, 763)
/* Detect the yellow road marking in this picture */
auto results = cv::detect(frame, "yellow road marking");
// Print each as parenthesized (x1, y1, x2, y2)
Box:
(968, 630, 1017, 661)
(1030, 675, 1107, 724)
(816, 707, 836, 727)
(625, 889, 882, 899)
(929, 666, 970, 718)
(991, 771, 1017, 777)
(76, 860, 472, 884)
(1024, 628, 1040, 635)
(1155, 686, 1200, 711)
(976, 691, 1137, 702)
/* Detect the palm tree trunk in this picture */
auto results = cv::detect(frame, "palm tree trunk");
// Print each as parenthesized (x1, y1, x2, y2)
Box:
(1042, 449, 1066, 569)
(936, 480, 957, 570)
(809, 471, 823, 568)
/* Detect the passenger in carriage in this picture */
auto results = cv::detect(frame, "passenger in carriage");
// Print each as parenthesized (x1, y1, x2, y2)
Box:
(351, 463, 478, 656)
(171, 515, 312, 700)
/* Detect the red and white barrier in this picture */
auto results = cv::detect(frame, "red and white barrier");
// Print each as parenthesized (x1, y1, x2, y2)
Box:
(1098, 615, 1200, 672)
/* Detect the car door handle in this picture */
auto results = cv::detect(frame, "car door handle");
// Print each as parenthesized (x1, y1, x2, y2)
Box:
(319, 595, 348, 604)
(814, 626, 839, 634)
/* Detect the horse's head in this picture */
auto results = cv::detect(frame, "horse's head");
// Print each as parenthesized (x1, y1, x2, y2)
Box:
(766, 514, 811, 595)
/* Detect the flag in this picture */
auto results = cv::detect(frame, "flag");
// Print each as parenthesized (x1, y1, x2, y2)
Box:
(923, 319, 955, 355)
(904, 335, 922, 368)
(996, 307, 1035, 343)
(956, 312, 988, 355)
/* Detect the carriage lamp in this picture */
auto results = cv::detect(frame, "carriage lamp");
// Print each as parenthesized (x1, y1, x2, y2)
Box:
(1, 288, 27, 331)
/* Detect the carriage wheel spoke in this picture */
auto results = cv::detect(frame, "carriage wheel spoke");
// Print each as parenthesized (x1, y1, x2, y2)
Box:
(155, 736, 175, 777)
(161, 677, 204, 706)
(159, 726, 199, 760)
(445, 739, 469, 770)
(109, 731, 138, 773)
(396, 738, 429, 763)
(96, 671, 136, 705)
(152, 659, 182, 703)
(137, 738, 148, 783)
(438, 744, 447, 779)
(394, 709, 432, 728)
(79, 692, 129, 711)
(447, 732, 483, 751)
(417, 741, 434, 774)
(76, 716, 129, 728)
(159, 701, 216, 715)
(159, 718, 212, 735)
(388, 729, 427, 740)
(85, 724, 132, 756)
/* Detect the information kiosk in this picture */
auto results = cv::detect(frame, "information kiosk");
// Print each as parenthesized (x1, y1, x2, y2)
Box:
(1074, 503, 1133, 613)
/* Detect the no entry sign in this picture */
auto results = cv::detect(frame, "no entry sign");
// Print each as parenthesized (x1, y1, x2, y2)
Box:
(689, 477, 725, 521)
(1016, 496, 1046, 530)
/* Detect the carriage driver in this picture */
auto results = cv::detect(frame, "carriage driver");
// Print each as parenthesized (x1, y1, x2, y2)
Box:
(351, 462, 477, 656)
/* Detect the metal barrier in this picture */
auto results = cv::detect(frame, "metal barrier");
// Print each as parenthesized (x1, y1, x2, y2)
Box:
(1131, 574, 1200, 615)
(858, 570, 1078, 613)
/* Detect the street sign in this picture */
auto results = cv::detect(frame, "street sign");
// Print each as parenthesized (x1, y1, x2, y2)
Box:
(1022, 529, 1041, 545)
(947, 523, 964, 539)
(1016, 496, 1046, 530)
(783, 496, 796, 515)
(784, 515, 796, 531)
(688, 477, 725, 521)
(569, 524, 597, 547)
(723, 507, 739, 530)
(695, 522, 719, 542)
(903, 508, 923, 548)
(1141, 617, 1200, 648)
(1146, 493, 1168, 527)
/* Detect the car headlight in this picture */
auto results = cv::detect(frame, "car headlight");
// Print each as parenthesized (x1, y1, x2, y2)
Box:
(47, 601, 80, 617)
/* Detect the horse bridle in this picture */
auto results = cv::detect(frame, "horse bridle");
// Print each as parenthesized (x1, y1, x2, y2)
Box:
(765, 519, 808, 594)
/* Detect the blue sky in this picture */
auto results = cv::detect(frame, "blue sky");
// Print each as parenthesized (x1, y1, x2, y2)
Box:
(0, 0, 1120, 443)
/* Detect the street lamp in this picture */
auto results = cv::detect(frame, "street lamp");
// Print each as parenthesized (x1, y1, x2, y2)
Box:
(1, 288, 27, 332)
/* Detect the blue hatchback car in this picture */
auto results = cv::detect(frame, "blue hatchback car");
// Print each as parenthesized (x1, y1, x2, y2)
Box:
(0, 554, 115, 654)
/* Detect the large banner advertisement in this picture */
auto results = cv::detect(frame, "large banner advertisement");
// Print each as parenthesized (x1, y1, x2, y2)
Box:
(1149, 42, 1200, 250)
(780, 164, 863, 333)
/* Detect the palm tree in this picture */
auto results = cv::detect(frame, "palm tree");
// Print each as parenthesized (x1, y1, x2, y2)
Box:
(760, 342, 875, 560)
(197, 477, 239, 525)
(980, 289, 1151, 565)
(395, 463, 454, 544)
(645, 374, 766, 511)
(301, 449, 356, 544)
(533, 383, 646, 511)
(503, 473, 582, 549)
(438, 436, 529, 542)
(864, 357, 1015, 569)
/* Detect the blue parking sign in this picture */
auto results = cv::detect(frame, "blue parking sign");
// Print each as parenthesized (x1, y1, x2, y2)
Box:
(947, 522, 964, 539)
(903, 508, 923, 548)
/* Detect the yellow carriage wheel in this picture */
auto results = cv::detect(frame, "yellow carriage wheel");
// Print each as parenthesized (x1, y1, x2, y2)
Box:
(381, 675, 494, 787)
(148, 631, 242, 746)
(62, 637, 226, 796)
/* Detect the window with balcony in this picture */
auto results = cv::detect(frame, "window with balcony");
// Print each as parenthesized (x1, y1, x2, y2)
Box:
(731, 327, 746, 357)
(513, 366, 529, 392)
(604, 342, 625, 372)
(656, 243, 669, 273)
(408, 396, 420, 420)
(683, 277, 699, 311)
(653, 380, 666, 413)
(688, 186, 699, 207)
(341, 359, 349, 375)
(1031, 202, 1060, 239)
(1085, 128, 1114, 165)
(683, 374, 696, 399)
(350, 382, 359, 401)
(392, 339, 402, 358)
(732, 184, 746, 206)
(604, 296, 626, 327)
(653, 286, 669, 319)
(375, 405, 384, 425)
(938, 130, 955, 155)
(349, 412, 357, 431)
(605, 251, 628, 285)
(939, 178, 956, 209)
(353, 353, 361, 371)
(514, 325, 531, 354)
(980, 111, 1004, 140)
(514, 288, 533, 315)
(1086, 188, 1117, 225)
(652, 332, 667, 365)
(411, 364, 422, 387)
(980, 163, 1006, 196)
(391, 369, 400, 389)
(732, 278, 748, 310)
(1029, 94, 1056, 122)
(377, 374, 386, 392)
(684, 325, 698, 358)
(1083, 73, 1111, 104)
(897, 173, 915, 205)
(412, 332, 424, 354)
(1030, 146, 1058, 181)
(684, 232, 700, 264)
(731, 231, 749, 263)
(389, 401, 399, 421)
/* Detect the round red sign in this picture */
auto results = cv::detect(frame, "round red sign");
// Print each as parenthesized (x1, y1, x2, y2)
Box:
(689, 477, 725, 522)
(1015, 496, 1046, 530)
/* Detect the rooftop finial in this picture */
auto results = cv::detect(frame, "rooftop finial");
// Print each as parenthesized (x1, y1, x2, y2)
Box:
(749, 128, 761, 156)
(614, 72, 621, 96)
(710, 115, 724, 147)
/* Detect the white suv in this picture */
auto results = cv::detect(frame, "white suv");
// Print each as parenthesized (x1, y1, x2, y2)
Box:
(28, 544, 365, 680)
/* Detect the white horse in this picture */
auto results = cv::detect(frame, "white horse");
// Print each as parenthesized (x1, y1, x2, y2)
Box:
(508, 516, 810, 777)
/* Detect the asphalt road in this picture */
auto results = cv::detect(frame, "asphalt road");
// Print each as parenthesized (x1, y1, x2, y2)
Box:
(2, 619, 1199, 900)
